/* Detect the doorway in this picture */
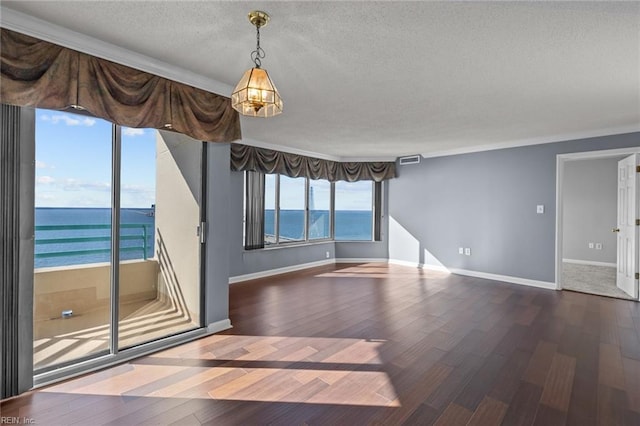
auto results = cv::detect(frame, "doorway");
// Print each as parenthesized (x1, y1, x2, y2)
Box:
(556, 147, 640, 300)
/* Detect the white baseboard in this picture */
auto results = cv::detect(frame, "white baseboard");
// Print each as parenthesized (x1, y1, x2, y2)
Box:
(229, 259, 335, 284)
(388, 259, 450, 272)
(388, 258, 421, 268)
(562, 258, 616, 268)
(229, 257, 557, 291)
(335, 258, 388, 264)
(207, 319, 232, 333)
(388, 259, 556, 290)
(448, 268, 558, 290)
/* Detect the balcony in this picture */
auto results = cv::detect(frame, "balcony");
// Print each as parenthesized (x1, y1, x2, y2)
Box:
(33, 224, 199, 371)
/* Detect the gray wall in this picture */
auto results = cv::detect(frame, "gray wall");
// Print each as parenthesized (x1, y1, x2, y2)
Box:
(388, 132, 640, 283)
(562, 157, 621, 264)
(205, 143, 230, 325)
(228, 170, 389, 278)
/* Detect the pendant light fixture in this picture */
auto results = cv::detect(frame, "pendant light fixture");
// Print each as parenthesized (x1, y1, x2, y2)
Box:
(232, 10, 283, 118)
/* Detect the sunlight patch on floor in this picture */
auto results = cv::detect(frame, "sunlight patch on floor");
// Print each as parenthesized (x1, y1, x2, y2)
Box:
(40, 334, 400, 408)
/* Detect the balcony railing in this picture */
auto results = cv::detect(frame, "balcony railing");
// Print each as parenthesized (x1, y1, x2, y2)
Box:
(35, 224, 152, 261)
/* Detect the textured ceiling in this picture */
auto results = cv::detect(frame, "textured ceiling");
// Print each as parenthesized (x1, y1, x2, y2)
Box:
(3, 1, 639, 159)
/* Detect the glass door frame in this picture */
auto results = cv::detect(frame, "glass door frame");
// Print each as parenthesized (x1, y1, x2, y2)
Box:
(33, 113, 208, 386)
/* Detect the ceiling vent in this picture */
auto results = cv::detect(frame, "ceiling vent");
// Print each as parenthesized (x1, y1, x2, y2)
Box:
(398, 155, 421, 166)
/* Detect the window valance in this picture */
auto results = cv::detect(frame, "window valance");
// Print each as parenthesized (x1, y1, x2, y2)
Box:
(230, 143, 396, 182)
(0, 28, 241, 143)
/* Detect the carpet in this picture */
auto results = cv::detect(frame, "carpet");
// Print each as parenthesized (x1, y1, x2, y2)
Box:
(562, 262, 635, 300)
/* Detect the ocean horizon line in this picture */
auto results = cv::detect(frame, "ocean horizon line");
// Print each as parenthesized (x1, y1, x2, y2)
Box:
(36, 206, 154, 209)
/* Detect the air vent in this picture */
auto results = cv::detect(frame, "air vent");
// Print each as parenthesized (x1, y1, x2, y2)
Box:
(399, 155, 421, 166)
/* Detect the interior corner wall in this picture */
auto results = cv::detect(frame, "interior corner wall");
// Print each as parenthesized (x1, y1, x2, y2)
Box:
(562, 157, 620, 264)
(388, 132, 640, 283)
(334, 180, 390, 260)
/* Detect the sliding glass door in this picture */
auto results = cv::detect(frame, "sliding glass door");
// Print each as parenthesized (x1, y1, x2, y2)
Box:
(33, 111, 114, 370)
(118, 128, 202, 350)
(33, 108, 203, 373)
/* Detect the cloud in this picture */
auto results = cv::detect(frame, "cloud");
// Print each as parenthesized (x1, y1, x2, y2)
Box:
(63, 178, 110, 192)
(71, 196, 110, 207)
(121, 184, 154, 194)
(36, 176, 55, 184)
(123, 128, 145, 137)
(36, 160, 48, 169)
(40, 114, 96, 127)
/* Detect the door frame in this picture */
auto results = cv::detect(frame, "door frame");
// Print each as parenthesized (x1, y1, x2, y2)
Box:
(556, 146, 640, 299)
(31, 113, 211, 387)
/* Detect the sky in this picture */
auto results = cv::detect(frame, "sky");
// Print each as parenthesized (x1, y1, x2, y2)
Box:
(35, 109, 156, 208)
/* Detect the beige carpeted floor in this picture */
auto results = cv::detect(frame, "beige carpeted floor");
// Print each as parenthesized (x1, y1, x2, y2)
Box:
(562, 262, 635, 300)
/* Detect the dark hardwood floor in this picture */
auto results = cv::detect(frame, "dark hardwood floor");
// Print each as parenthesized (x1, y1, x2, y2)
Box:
(2, 263, 639, 425)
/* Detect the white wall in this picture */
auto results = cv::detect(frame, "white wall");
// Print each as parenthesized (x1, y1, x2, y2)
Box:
(562, 157, 622, 264)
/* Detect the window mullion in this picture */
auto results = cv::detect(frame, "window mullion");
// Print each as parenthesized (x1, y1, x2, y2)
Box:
(330, 181, 335, 240)
(275, 174, 280, 244)
(305, 178, 310, 241)
(110, 124, 121, 356)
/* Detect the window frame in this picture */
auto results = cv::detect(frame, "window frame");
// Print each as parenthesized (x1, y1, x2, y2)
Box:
(249, 172, 381, 248)
(333, 179, 377, 243)
(307, 178, 333, 242)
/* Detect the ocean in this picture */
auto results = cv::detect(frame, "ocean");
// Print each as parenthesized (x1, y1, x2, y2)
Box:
(35, 208, 372, 268)
(265, 209, 372, 241)
(35, 208, 155, 268)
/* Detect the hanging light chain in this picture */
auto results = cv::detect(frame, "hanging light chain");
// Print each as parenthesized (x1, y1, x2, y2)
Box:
(251, 24, 266, 68)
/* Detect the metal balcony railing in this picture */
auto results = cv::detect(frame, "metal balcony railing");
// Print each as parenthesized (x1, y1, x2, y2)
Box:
(35, 224, 152, 261)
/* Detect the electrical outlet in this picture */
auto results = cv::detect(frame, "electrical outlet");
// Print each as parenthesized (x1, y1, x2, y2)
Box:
(326, 251, 330, 258)
(458, 247, 464, 254)
(588, 242, 594, 249)
(536, 205, 544, 214)
(595, 243, 602, 250)
(464, 248, 471, 256)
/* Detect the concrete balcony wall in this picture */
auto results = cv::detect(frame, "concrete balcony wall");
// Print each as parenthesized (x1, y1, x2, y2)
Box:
(155, 131, 202, 322)
(34, 260, 158, 337)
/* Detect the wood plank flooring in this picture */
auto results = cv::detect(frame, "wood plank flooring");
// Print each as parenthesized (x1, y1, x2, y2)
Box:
(2, 262, 639, 425)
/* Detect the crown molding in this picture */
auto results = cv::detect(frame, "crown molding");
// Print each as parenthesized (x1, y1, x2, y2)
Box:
(421, 125, 640, 159)
(238, 138, 341, 162)
(0, 6, 233, 96)
(237, 138, 396, 163)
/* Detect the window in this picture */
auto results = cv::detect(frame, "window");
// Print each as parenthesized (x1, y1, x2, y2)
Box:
(309, 179, 331, 240)
(246, 173, 380, 247)
(263, 174, 333, 245)
(335, 180, 374, 241)
(279, 175, 306, 242)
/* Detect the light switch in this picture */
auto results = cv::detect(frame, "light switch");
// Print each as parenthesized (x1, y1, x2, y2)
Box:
(536, 205, 544, 214)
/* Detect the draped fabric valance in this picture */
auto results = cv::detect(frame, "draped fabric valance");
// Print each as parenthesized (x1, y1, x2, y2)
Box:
(0, 28, 241, 143)
(230, 143, 396, 182)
